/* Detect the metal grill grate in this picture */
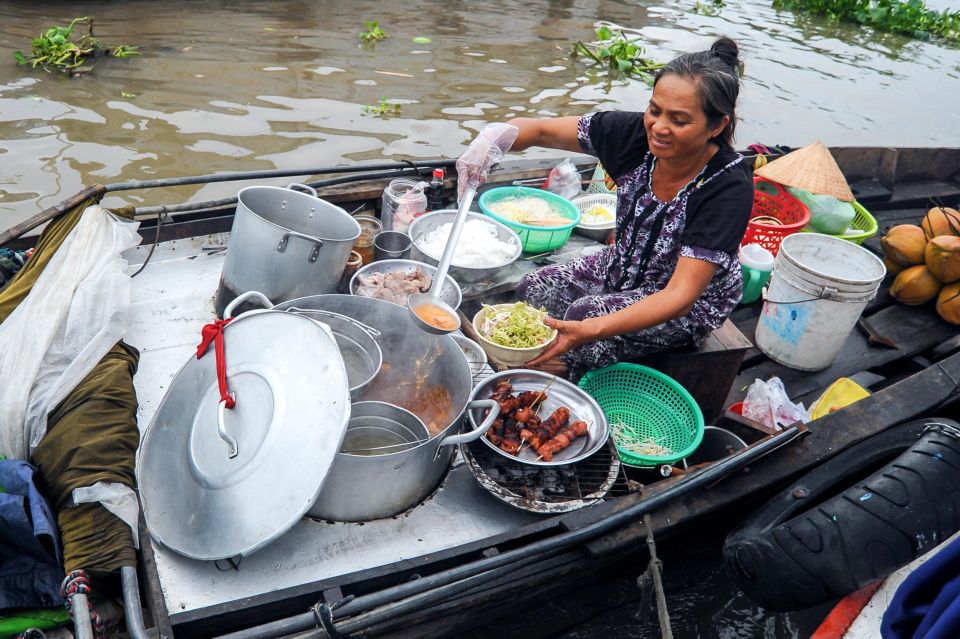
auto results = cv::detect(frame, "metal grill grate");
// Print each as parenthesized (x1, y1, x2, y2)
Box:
(462, 436, 633, 514)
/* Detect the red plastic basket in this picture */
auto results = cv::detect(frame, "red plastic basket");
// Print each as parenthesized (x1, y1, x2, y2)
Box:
(741, 178, 811, 256)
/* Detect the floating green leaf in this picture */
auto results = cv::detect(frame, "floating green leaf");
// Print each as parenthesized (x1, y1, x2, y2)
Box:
(359, 20, 388, 43)
(693, 0, 726, 16)
(361, 97, 402, 117)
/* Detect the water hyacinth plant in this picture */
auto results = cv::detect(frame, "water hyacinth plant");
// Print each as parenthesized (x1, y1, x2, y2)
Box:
(361, 97, 402, 117)
(570, 26, 665, 84)
(13, 17, 139, 76)
(359, 20, 388, 43)
(774, 0, 960, 43)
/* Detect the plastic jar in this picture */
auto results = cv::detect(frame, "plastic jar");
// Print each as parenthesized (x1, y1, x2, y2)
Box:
(381, 179, 427, 233)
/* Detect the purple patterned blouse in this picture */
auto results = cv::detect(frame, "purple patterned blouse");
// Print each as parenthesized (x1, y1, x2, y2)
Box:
(577, 111, 754, 341)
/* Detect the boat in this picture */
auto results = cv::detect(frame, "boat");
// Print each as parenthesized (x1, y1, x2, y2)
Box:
(3, 147, 960, 638)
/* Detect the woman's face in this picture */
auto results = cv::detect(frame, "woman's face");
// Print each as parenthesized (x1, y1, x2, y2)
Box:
(644, 74, 729, 162)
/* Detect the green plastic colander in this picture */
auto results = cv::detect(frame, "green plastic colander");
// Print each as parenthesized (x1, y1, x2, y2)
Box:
(578, 363, 704, 466)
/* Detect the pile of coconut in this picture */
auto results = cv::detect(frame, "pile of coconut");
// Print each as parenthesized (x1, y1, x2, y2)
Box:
(882, 206, 960, 324)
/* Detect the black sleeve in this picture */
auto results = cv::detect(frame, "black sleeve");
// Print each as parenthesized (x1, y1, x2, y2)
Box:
(681, 161, 754, 256)
(583, 111, 649, 181)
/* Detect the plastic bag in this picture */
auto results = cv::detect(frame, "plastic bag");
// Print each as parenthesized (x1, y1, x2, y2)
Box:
(787, 186, 856, 235)
(73, 482, 140, 548)
(742, 377, 809, 431)
(544, 158, 582, 200)
(0, 206, 141, 460)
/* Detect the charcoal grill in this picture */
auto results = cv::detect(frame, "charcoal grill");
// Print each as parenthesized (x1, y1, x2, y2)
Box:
(461, 436, 631, 514)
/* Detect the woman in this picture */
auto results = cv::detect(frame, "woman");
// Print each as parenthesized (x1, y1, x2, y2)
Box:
(457, 37, 753, 381)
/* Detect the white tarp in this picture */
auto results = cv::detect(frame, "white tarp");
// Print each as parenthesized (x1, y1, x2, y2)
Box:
(0, 205, 140, 460)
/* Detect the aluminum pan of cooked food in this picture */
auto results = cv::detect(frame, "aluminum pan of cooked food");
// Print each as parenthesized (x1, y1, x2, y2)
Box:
(466, 370, 609, 467)
(349, 259, 462, 310)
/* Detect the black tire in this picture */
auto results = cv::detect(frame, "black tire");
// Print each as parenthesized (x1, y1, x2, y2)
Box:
(723, 418, 960, 612)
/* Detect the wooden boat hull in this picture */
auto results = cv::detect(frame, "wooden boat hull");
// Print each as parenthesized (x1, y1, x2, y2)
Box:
(4, 149, 958, 637)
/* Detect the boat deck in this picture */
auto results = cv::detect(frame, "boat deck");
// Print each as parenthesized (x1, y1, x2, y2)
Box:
(125, 237, 543, 620)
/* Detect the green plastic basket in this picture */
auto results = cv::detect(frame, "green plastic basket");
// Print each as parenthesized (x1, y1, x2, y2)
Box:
(578, 363, 704, 467)
(800, 201, 878, 245)
(478, 186, 581, 253)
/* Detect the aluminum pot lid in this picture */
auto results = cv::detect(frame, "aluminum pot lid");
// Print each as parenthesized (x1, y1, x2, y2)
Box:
(137, 309, 350, 561)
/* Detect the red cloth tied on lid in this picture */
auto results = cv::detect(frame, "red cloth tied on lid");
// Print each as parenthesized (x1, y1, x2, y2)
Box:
(196, 318, 235, 408)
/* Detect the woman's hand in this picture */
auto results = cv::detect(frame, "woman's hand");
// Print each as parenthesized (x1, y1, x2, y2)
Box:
(455, 123, 519, 203)
(526, 316, 598, 367)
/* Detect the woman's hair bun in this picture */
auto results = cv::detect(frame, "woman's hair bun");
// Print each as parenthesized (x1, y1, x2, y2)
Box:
(710, 37, 740, 73)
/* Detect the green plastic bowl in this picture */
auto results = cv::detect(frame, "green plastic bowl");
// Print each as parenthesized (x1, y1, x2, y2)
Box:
(578, 363, 704, 466)
(478, 186, 581, 253)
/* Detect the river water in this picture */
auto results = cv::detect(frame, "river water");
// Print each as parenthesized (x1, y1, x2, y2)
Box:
(1, 0, 959, 229)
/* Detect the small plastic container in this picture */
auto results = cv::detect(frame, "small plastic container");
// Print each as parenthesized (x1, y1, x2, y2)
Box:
(382, 179, 427, 233)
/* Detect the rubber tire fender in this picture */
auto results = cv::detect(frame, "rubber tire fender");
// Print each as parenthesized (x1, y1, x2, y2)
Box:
(723, 418, 960, 612)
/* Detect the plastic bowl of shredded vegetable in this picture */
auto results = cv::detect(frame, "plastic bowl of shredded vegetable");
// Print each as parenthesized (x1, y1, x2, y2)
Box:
(471, 302, 558, 367)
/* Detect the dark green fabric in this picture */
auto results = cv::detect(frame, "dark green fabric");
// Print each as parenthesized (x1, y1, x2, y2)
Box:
(0, 199, 141, 574)
(32, 342, 140, 573)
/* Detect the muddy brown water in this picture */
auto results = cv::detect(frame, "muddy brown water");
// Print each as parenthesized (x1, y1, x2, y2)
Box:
(1, 0, 959, 230)
(1, 1, 956, 634)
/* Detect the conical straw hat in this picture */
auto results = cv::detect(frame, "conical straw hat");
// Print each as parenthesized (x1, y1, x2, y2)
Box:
(755, 141, 854, 202)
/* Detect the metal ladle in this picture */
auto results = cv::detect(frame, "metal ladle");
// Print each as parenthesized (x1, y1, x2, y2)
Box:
(407, 186, 476, 335)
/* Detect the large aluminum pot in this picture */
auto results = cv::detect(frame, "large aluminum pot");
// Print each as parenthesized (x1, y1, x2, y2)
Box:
(275, 294, 498, 521)
(215, 183, 361, 316)
(311, 400, 496, 522)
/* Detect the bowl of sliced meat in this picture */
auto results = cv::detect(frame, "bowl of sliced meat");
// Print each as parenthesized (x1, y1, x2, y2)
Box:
(349, 259, 462, 310)
(466, 370, 610, 466)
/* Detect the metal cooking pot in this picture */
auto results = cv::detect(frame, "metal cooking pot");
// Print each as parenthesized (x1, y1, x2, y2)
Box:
(309, 401, 495, 522)
(276, 294, 498, 521)
(215, 183, 361, 316)
(283, 306, 382, 399)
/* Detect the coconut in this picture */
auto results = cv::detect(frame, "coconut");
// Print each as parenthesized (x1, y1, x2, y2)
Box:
(921, 206, 960, 239)
(936, 282, 960, 325)
(925, 235, 960, 283)
(881, 224, 927, 266)
(890, 265, 942, 305)
(883, 257, 904, 277)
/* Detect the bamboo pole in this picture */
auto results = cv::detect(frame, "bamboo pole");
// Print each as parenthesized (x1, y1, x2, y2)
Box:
(0, 184, 106, 247)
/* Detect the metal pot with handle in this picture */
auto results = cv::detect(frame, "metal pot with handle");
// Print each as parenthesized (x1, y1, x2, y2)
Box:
(275, 294, 499, 521)
(215, 183, 361, 316)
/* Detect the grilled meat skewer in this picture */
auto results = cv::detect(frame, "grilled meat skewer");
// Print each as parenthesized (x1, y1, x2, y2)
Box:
(539, 420, 589, 461)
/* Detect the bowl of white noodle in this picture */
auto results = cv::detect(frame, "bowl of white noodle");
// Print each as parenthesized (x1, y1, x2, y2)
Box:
(408, 210, 522, 284)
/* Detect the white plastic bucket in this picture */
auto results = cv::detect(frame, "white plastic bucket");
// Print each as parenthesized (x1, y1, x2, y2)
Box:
(755, 233, 886, 371)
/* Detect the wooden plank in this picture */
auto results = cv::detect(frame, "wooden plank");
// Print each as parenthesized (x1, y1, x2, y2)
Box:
(726, 304, 954, 406)
(590, 349, 960, 556)
(872, 180, 960, 211)
(849, 179, 892, 204)
(860, 303, 957, 350)
(138, 524, 175, 639)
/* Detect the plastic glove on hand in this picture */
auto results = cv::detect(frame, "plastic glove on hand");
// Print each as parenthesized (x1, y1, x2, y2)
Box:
(456, 123, 520, 203)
